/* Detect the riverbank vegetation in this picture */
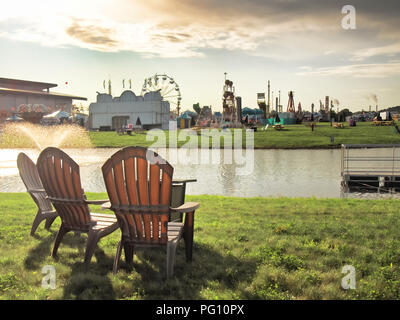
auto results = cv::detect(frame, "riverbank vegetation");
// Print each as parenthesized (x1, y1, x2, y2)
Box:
(1, 193, 399, 300)
(89, 122, 400, 149)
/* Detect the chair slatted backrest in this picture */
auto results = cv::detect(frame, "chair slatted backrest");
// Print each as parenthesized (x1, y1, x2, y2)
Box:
(102, 146, 173, 245)
(17, 152, 53, 212)
(36, 147, 91, 231)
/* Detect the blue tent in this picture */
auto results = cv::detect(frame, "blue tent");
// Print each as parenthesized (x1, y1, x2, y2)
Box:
(266, 112, 296, 125)
(6, 114, 24, 122)
(182, 110, 197, 118)
(177, 113, 191, 128)
(242, 107, 263, 115)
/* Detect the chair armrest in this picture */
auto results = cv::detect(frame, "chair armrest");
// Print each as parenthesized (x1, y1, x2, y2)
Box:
(170, 202, 199, 213)
(84, 199, 110, 205)
(172, 179, 197, 184)
(27, 188, 46, 193)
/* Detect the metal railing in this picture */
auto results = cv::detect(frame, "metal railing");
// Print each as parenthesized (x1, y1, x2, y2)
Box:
(341, 144, 400, 176)
(341, 144, 400, 193)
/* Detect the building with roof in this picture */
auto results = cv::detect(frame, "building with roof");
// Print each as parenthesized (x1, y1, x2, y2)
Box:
(0, 77, 87, 121)
(88, 90, 170, 131)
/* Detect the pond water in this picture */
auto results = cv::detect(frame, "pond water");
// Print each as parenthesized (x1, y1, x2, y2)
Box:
(0, 147, 398, 199)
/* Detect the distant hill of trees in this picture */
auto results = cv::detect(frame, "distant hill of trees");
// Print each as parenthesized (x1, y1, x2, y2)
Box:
(352, 106, 400, 114)
(384, 106, 400, 113)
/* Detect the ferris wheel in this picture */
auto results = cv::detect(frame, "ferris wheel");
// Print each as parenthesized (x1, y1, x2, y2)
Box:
(141, 74, 182, 112)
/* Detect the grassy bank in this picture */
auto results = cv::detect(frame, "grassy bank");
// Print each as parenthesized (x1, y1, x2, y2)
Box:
(1, 122, 399, 149)
(89, 122, 400, 149)
(0, 193, 399, 300)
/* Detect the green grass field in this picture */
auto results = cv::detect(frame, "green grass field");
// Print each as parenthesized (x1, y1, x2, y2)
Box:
(2, 121, 399, 149)
(89, 122, 400, 149)
(1, 193, 399, 300)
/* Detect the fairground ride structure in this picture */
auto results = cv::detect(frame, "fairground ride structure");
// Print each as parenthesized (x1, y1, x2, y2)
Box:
(222, 73, 238, 123)
(287, 91, 296, 113)
(141, 74, 182, 115)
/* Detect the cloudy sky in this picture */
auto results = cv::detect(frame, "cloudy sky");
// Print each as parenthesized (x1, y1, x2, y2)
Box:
(0, 0, 399, 112)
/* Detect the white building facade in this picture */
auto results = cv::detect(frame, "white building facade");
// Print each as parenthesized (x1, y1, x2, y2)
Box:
(89, 90, 170, 130)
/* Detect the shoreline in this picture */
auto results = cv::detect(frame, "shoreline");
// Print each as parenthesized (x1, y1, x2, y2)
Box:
(0, 144, 394, 150)
(1, 192, 398, 200)
(88, 122, 400, 149)
(0, 145, 379, 150)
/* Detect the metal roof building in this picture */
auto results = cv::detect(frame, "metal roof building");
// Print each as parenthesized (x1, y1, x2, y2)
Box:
(0, 77, 86, 121)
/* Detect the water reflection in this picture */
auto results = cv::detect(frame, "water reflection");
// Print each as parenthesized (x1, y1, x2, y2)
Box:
(0, 147, 345, 198)
(3, 147, 399, 198)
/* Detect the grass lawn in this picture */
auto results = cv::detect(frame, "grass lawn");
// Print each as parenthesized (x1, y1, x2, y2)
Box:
(89, 122, 400, 149)
(0, 193, 399, 300)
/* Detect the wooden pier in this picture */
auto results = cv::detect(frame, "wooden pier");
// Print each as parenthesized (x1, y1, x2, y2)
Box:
(341, 144, 400, 193)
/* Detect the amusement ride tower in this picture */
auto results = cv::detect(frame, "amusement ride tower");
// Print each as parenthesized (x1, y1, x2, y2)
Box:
(287, 91, 296, 113)
(222, 73, 237, 122)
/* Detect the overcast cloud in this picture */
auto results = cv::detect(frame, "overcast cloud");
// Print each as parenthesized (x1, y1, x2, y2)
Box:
(0, 0, 399, 64)
(1, 0, 399, 110)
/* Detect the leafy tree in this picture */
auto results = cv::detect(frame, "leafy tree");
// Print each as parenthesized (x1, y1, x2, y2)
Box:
(338, 108, 352, 122)
(193, 103, 201, 115)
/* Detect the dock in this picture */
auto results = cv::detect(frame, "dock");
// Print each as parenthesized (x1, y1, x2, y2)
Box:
(341, 144, 400, 193)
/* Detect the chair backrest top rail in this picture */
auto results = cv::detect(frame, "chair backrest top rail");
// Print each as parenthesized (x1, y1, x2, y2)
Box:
(110, 204, 170, 213)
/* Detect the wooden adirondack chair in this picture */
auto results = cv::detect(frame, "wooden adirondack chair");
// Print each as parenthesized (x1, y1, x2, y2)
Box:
(36, 147, 118, 265)
(17, 152, 58, 236)
(102, 146, 199, 278)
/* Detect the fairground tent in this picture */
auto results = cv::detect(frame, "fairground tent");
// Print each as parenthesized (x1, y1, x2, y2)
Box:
(241, 107, 263, 115)
(41, 110, 70, 125)
(6, 114, 24, 122)
(43, 110, 70, 120)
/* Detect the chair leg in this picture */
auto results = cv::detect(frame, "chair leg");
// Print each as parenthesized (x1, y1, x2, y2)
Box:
(124, 243, 134, 266)
(44, 215, 57, 230)
(84, 231, 100, 265)
(166, 240, 178, 279)
(113, 241, 123, 274)
(52, 225, 68, 258)
(30, 210, 44, 236)
(184, 212, 195, 262)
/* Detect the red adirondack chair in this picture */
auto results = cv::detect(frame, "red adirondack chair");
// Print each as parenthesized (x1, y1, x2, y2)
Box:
(102, 146, 199, 278)
(36, 147, 118, 265)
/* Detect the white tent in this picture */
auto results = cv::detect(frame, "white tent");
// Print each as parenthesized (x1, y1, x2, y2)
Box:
(43, 110, 70, 119)
(41, 110, 70, 125)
